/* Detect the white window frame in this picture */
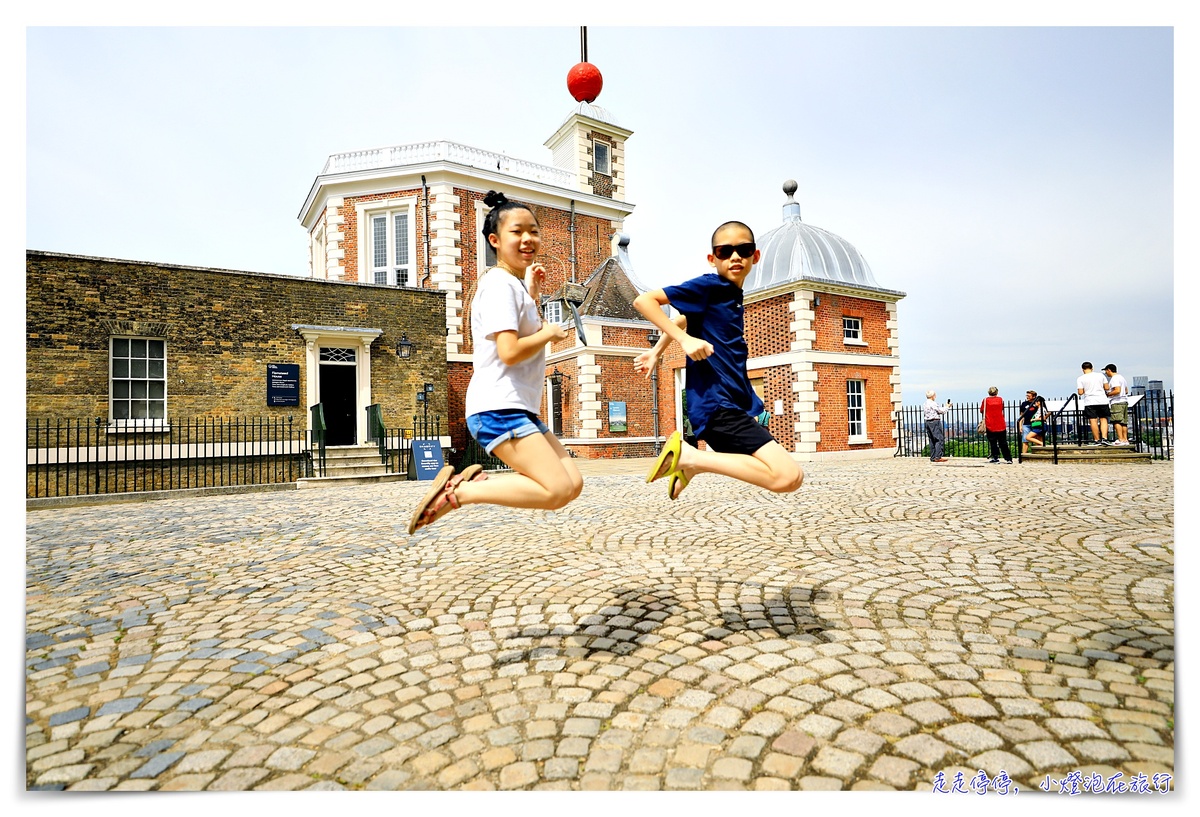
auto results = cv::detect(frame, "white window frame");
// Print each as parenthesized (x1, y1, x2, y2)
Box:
(593, 140, 611, 176)
(356, 197, 417, 287)
(847, 379, 866, 441)
(475, 198, 497, 273)
(110, 336, 168, 428)
(543, 301, 564, 324)
(843, 316, 865, 345)
(310, 223, 326, 279)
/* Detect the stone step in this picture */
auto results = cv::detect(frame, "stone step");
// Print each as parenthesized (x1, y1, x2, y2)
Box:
(296, 473, 408, 489)
(1022, 445, 1153, 463)
(322, 464, 390, 477)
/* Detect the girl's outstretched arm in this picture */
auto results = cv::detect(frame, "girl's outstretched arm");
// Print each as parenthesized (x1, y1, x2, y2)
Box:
(494, 324, 567, 366)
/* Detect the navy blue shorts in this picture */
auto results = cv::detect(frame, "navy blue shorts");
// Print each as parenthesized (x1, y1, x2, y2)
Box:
(467, 409, 549, 454)
(699, 408, 775, 456)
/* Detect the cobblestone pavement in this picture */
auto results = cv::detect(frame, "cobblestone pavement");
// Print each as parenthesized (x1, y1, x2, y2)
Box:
(26, 458, 1174, 792)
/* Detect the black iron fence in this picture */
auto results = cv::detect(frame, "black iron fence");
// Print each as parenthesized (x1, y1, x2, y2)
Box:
(894, 391, 1173, 462)
(27, 416, 312, 498)
(364, 404, 444, 477)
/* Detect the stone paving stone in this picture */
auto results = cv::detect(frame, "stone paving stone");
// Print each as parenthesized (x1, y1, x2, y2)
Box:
(25, 461, 1174, 791)
(1014, 740, 1079, 770)
(936, 723, 1005, 754)
(969, 749, 1033, 778)
(868, 755, 921, 788)
(208, 767, 271, 790)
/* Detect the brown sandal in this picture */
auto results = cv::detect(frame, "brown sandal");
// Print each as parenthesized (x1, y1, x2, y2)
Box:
(407, 464, 487, 535)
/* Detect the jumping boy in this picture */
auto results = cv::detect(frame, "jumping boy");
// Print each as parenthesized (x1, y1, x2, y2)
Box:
(632, 221, 804, 499)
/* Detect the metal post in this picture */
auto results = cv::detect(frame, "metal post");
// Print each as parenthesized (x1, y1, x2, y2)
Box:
(648, 330, 661, 455)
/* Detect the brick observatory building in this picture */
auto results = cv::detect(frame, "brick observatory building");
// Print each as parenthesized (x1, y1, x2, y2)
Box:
(297, 99, 667, 459)
(298, 88, 906, 461)
(734, 180, 906, 460)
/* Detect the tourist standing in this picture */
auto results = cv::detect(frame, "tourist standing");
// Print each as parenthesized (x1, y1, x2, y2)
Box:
(980, 386, 1012, 463)
(924, 390, 951, 463)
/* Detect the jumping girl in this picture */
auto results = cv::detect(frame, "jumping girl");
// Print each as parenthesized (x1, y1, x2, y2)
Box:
(408, 191, 583, 534)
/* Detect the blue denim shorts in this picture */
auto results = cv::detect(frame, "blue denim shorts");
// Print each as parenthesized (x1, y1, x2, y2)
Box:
(467, 409, 550, 454)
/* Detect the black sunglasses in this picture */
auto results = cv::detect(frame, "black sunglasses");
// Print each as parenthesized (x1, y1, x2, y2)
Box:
(711, 242, 756, 260)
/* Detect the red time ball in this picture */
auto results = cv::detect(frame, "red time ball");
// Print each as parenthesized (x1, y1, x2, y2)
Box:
(567, 62, 603, 103)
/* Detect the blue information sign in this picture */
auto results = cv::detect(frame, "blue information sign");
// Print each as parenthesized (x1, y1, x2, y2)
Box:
(411, 440, 446, 480)
(267, 363, 300, 406)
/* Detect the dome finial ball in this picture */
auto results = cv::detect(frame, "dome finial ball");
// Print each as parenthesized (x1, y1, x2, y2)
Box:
(567, 62, 603, 103)
(783, 179, 798, 198)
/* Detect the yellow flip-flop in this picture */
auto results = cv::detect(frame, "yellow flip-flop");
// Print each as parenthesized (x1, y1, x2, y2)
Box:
(668, 470, 690, 500)
(646, 430, 682, 483)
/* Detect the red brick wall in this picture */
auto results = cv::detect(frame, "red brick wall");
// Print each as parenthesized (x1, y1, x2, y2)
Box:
(813, 295, 890, 355)
(748, 365, 796, 451)
(571, 442, 657, 459)
(595, 354, 653, 440)
(544, 358, 581, 438)
(448, 360, 472, 453)
(341, 189, 428, 285)
(814, 362, 894, 452)
(602, 324, 653, 348)
(745, 296, 793, 358)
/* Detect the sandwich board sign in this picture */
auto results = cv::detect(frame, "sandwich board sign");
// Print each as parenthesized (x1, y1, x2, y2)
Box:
(410, 439, 445, 480)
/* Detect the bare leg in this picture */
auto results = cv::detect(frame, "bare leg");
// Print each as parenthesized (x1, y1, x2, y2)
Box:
(453, 431, 582, 510)
(674, 439, 803, 496)
(1089, 417, 1100, 441)
(1099, 417, 1109, 441)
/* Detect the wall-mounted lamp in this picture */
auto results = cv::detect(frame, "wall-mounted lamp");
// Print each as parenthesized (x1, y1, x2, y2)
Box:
(548, 367, 564, 388)
(424, 382, 435, 394)
(647, 329, 661, 346)
(396, 334, 414, 358)
(814, 295, 821, 307)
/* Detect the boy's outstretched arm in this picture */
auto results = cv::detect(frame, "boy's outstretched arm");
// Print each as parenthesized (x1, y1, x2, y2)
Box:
(633, 290, 713, 361)
(633, 313, 686, 378)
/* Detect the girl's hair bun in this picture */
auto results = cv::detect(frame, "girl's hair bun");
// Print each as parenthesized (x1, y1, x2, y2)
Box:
(483, 190, 508, 208)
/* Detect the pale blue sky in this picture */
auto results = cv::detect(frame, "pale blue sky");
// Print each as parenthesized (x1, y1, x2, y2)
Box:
(24, 23, 1179, 405)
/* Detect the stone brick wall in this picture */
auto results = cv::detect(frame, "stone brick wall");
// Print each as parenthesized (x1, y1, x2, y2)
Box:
(26, 252, 446, 430)
(813, 362, 895, 452)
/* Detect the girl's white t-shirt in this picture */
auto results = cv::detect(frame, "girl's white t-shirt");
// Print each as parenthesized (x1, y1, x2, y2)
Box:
(464, 267, 546, 418)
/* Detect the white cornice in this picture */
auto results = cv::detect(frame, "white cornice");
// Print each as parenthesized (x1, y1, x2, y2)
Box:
(744, 278, 906, 305)
(748, 349, 898, 370)
(300, 162, 635, 229)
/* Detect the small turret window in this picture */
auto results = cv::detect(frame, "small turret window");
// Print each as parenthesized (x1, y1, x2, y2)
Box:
(593, 141, 610, 176)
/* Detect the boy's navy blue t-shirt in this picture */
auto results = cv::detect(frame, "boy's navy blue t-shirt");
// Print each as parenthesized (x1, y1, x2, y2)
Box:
(662, 272, 764, 437)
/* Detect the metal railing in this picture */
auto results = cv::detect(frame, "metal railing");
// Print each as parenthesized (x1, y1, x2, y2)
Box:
(894, 391, 1173, 463)
(309, 403, 327, 477)
(27, 416, 311, 499)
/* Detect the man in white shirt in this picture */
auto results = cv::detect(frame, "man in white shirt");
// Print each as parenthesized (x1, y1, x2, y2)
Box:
(1104, 363, 1130, 446)
(1076, 361, 1110, 445)
(923, 390, 952, 462)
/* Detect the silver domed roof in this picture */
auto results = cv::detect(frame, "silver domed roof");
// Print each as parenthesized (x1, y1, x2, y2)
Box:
(557, 101, 625, 130)
(744, 180, 882, 294)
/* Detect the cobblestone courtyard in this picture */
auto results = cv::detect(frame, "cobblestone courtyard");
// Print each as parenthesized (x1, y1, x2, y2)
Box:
(25, 457, 1174, 791)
